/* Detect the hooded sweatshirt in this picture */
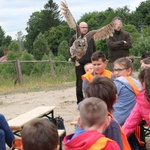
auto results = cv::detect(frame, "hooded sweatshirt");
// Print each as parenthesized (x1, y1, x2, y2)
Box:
(112, 76, 141, 125)
(122, 90, 150, 137)
(63, 130, 120, 150)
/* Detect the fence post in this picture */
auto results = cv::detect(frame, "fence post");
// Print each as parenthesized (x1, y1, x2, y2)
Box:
(49, 55, 54, 76)
(15, 60, 23, 85)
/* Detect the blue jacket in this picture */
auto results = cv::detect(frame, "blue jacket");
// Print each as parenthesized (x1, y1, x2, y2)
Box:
(112, 76, 141, 126)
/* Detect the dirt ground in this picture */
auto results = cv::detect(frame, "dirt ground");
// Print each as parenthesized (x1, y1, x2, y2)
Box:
(0, 86, 78, 135)
(1, 85, 150, 149)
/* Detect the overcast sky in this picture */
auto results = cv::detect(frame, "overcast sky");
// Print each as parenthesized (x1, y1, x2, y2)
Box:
(0, 0, 146, 40)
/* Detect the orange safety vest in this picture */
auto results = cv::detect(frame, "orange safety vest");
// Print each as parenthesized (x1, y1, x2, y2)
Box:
(88, 136, 113, 150)
(81, 69, 113, 81)
(124, 76, 140, 95)
(108, 112, 131, 150)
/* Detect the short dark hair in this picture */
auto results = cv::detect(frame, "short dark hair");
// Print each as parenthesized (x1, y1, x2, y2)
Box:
(112, 16, 122, 22)
(140, 52, 150, 60)
(91, 51, 106, 62)
(85, 76, 117, 112)
(21, 118, 59, 150)
(143, 57, 150, 64)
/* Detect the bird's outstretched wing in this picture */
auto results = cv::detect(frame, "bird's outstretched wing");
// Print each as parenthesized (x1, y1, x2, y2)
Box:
(94, 22, 115, 40)
(60, 1, 77, 30)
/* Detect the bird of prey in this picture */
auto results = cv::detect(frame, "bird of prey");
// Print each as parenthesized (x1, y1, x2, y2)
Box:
(60, 0, 115, 60)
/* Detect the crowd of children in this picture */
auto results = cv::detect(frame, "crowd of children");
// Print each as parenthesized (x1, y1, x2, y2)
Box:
(1, 51, 150, 150)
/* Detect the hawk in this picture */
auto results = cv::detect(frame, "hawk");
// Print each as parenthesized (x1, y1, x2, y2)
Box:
(60, 1, 115, 60)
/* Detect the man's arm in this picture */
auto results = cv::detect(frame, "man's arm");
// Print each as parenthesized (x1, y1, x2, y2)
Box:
(106, 37, 124, 50)
(120, 32, 132, 50)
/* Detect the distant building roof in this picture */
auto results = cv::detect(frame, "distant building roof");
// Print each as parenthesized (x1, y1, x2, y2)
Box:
(0, 55, 7, 62)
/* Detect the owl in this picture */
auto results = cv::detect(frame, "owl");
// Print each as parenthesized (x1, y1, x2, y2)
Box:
(60, 1, 115, 60)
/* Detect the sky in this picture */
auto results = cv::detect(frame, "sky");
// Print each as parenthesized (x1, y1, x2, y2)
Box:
(0, 0, 146, 40)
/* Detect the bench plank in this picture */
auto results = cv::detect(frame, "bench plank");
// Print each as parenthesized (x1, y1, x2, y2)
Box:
(8, 106, 55, 130)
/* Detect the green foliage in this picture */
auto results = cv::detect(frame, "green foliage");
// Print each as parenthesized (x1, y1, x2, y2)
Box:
(0, 26, 5, 47)
(122, 24, 140, 42)
(130, 36, 150, 56)
(21, 50, 35, 60)
(20, 50, 35, 75)
(133, 58, 140, 71)
(58, 40, 69, 60)
(129, 0, 150, 30)
(25, 0, 61, 52)
(144, 26, 150, 37)
(16, 31, 25, 51)
(7, 51, 21, 60)
(0, 46, 5, 57)
(95, 40, 108, 58)
(33, 33, 49, 60)
(115, 6, 131, 24)
(8, 41, 20, 52)
(0, 26, 12, 56)
(44, 25, 65, 55)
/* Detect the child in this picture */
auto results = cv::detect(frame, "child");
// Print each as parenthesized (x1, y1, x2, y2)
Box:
(122, 67, 150, 137)
(63, 97, 120, 150)
(0, 113, 15, 150)
(112, 57, 141, 125)
(85, 76, 131, 150)
(82, 51, 113, 94)
(112, 57, 146, 150)
(84, 63, 93, 73)
(140, 52, 150, 64)
(21, 118, 59, 150)
(141, 57, 150, 69)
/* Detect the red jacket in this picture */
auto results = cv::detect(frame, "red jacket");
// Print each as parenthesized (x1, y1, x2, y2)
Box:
(63, 130, 120, 150)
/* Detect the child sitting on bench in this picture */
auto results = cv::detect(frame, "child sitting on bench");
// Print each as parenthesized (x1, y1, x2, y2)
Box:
(21, 118, 59, 150)
(63, 97, 120, 150)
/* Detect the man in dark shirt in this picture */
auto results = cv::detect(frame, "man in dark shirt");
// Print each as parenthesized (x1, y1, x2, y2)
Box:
(106, 17, 132, 71)
(69, 22, 96, 104)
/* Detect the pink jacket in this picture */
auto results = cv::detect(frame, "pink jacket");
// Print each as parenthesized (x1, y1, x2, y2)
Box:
(122, 90, 150, 137)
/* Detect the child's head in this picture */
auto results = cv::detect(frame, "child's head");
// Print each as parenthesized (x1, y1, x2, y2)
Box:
(141, 57, 150, 69)
(138, 67, 150, 102)
(113, 56, 134, 77)
(21, 118, 59, 150)
(84, 63, 93, 73)
(85, 76, 117, 112)
(91, 51, 107, 75)
(78, 97, 108, 132)
(140, 52, 150, 64)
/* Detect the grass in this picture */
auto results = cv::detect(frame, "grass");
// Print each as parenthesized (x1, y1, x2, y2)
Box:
(0, 73, 76, 95)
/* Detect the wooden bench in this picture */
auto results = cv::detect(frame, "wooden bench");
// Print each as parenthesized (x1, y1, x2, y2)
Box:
(70, 121, 77, 126)
(8, 106, 55, 136)
(8, 106, 65, 150)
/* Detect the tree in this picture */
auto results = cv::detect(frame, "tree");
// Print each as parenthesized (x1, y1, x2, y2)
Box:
(16, 31, 25, 51)
(58, 40, 69, 60)
(8, 41, 20, 52)
(0, 26, 5, 47)
(130, 0, 150, 29)
(33, 33, 49, 60)
(44, 24, 69, 56)
(25, 0, 61, 53)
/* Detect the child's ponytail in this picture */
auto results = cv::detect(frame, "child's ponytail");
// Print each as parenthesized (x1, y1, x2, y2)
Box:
(139, 67, 150, 102)
(145, 68, 150, 101)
